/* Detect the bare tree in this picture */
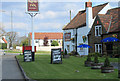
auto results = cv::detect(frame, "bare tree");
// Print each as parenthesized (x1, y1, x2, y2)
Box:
(0, 23, 6, 37)
(6, 32, 17, 48)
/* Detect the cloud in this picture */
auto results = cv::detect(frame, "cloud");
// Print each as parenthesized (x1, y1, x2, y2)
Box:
(34, 22, 63, 31)
(2, 0, 120, 2)
(36, 11, 68, 19)
(3, 22, 28, 30)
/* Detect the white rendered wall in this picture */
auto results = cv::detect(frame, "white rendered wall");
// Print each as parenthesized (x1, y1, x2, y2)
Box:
(63, 29, 76, 53)
(77, 26, 89, 55)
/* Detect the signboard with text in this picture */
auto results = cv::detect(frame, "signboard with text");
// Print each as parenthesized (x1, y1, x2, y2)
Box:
(51, 48, 62, 64)
(27, 0, 39, 12)
(24, 50, 32, 62)
(65, 33, 71, 41)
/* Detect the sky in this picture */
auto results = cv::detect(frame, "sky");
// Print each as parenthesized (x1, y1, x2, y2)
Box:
(0, 0, 119, 37)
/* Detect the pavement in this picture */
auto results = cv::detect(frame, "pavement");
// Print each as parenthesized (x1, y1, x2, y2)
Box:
(0, 50, 25, 81)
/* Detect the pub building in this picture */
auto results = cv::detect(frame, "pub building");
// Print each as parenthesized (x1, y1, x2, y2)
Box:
(88, 7, 120, 57)
(63, 1, 111, 55)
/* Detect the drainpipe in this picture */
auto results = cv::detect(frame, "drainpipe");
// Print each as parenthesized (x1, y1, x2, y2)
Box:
(75, 28, 77, 54)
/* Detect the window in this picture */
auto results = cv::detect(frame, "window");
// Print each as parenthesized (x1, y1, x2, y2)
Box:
(95, 44, 102, 54)
(67, 45, 70, 52)
(51, 40, 52, 43)
(36, 40, 39, 43)
(59, 41, 60, 43)
(95, 25, 102, 36)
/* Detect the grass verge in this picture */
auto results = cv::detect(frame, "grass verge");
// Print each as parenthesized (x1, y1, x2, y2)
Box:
(16, 55, 118, 79)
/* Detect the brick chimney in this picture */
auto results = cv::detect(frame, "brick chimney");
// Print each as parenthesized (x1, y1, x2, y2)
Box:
(86, 1, 93, 28)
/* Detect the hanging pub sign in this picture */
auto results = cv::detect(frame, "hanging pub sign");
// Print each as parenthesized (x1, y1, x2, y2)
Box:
(27, 0, 39, 12)
(24, 50, 32, 62)
(51, 48, 62, 64)
(65, 33, 71, 41)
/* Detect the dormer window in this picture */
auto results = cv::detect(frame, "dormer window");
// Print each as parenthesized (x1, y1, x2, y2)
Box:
(95, 25, 102, 36)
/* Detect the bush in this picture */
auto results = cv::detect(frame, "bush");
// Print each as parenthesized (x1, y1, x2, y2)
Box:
(65, 49, 67, 55)
(51, 40, 59, 46)
(1, 43, 7, 49)
(68, 53, 72, 56)
(86, 55, 92, 62)
(61, 50, 64, 55)
(104, 57, 110, 67)
(94, 54, 99, 63)
(71, 50, 78, 56)
(89, 52, 101, 57)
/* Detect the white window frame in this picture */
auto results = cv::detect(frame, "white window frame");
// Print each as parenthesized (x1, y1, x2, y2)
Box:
(95, 44, 102, 54)
(95, 25, 102, 36)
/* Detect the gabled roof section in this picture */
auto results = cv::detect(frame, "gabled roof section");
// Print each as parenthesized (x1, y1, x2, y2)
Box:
(63, 3, 108, 30)
(98, 14, 111, 32)
(98, 7, 120, 33)
(29, 32, 63, 39)
(106, 7, 120, 33)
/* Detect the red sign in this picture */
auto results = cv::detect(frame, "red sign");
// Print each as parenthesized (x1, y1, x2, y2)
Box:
(22, 46, 36, 53)
(27, 0, 39, 12)
(65, 33, 71, 41)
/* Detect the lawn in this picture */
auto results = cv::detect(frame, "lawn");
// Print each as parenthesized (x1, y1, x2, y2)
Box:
(5, 50, 50, 54)
(17, 55, 119, 80)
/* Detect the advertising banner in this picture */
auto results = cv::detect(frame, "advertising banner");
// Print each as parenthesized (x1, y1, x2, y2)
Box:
(24, 50, 32, 62)
(51, 48, 62, 64)
(27, 0, 39, 12)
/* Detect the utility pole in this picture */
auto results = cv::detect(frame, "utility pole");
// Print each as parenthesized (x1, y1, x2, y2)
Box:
(70, 10, 71, 22)
(11, 11, 13, 48)
(75, 28, 77, 55)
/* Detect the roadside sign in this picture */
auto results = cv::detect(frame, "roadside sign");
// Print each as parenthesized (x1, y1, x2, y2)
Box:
(22, 46, 36, 54)
(27, 0, 39, 12)
(24, 50, 32, 62)
(51, 48, 62, 64)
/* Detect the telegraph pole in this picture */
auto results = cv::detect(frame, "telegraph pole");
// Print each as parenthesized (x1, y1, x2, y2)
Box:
(11, 11, 13, 48)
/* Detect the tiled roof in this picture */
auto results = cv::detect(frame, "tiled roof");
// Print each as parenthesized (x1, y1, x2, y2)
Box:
(63, 3, 108, 30)
(29, 32, 63, 39)
(98, 14, 111, 32)
(2, 37, 7, 43)
(106, 7, 120, 33)
(98, 7, 120, 33)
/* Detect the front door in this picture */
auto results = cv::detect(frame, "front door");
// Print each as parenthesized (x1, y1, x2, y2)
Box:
(106, 43, 113, 56)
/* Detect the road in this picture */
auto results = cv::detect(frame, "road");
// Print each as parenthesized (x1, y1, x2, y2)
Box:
(0, 50, 25, 81)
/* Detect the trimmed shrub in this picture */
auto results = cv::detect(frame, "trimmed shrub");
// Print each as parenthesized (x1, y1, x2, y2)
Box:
(89, 52, 101, 57)
(86, 55, 92, 62)
(65, 49, 67, 55)
(94, 54, 99, 63)
(104, 57, 110, 67)
(68, 53, 72, 56)
(71, 50, 79, 56)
